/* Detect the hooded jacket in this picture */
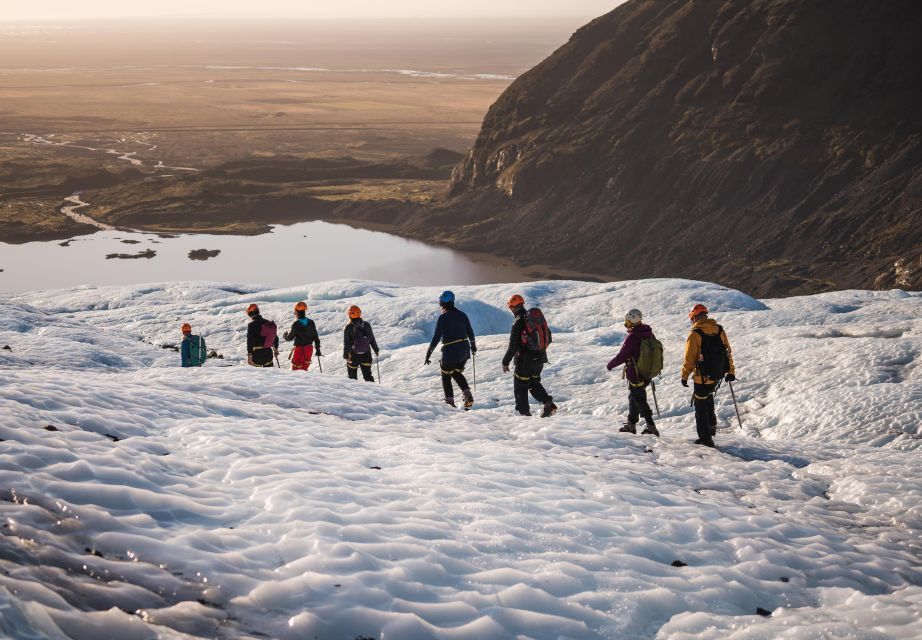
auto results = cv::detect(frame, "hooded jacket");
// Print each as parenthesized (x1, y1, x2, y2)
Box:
(283, 317, 320, 349)
(682, 317, 735, 384)
(607, 323, 655, 383)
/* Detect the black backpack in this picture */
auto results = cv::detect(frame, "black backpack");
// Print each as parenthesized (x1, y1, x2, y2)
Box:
(694, 326, 729, 381)
(352, 320, 371, 354)
(521, 308, 551, 352)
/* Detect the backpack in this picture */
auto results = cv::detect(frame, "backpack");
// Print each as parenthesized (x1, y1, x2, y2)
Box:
(260, 320, 278, 349)
(187, 335, 207, 366)
(520, 308, 551, 352)
(695, 326, 729, 381)
(634, 337, 663, 380)
(352, 320, 371, 354)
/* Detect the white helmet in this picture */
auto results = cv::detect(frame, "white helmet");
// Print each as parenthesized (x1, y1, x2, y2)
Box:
(624, 309, 643, 325)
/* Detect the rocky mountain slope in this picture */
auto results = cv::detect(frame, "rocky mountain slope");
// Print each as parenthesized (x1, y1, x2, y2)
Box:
(438, 0, 922, 296)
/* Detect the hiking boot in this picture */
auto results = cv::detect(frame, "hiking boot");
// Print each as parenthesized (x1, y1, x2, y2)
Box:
(445, 397, 456, 408)
(462, 389, 474, 411)
(517, 410, 532, 417)
(641, 423, 660, 437)
(619, 422, 637, 434)
(540, 401, 558, 418)
(694, 438, 716, 448)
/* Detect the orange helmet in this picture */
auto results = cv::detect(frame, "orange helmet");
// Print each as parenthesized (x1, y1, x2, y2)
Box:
(507, 294, 525, 309)
(246, 303, 260, 316)
(688, 304, 709, 321)
(348, 305, 362, 319)
(181, 323, 192, 334)
(294, 301, 308, 312)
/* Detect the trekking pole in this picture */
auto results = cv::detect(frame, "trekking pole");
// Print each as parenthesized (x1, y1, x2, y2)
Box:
(376, 358, 381, 384)
(650, 380, 661, 418)
(727, 380, 744, 431)
(317, 354, 323, 373)
(275, 351, 281, 368)
(472, 353, 477, 392)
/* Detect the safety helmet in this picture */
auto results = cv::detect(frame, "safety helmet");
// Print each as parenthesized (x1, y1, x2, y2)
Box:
(294, 301, 307, 312)
(624, 309, 643, 326)
(348, 305, 362, 319)
(507, 294, 525, 309)
(181, 323, 192, 334)
(688, 304, 708, 321)
(439, 290, 455, 304)
(246, 303, 260, 317)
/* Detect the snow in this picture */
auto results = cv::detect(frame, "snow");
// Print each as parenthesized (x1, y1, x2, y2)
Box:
(0, 278, 920, 639)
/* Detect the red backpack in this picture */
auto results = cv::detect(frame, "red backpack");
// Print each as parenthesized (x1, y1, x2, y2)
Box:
(260, 320, 278, 348)
(521, 308, 551, 352)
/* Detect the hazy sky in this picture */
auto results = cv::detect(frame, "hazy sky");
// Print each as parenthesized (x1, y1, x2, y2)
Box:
(4, 1, 622, 21)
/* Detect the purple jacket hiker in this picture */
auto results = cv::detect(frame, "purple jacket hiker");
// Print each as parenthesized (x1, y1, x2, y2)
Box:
(607, 323, 655, 384)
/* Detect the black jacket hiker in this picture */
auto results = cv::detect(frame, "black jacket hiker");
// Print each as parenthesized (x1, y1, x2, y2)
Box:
(247, 315, 279, 367)
(502, 305, 554, 416)
(344, 318, 379, 382)
(426, 304, 476, 407)
(284, 318, 321, 350)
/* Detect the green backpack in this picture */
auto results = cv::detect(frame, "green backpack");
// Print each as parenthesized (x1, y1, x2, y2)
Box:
(187, 335, 207, 366)
(634, 337, 664, 380)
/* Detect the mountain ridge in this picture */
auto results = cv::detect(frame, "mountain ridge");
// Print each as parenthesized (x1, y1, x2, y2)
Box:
(435, 0, 922, 296)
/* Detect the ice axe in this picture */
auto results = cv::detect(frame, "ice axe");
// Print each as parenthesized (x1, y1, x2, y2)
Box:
(472, 353, 477, 392)
(316, 353, 323, 373)
(375, 356, 381, 384)
(727, 379, 744, 431)
(650, 379, 661, 418)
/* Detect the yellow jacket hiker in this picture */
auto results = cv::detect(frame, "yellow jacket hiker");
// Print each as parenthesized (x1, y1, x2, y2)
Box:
(682, 317, 735, 384)
(681, 304, 737, 447)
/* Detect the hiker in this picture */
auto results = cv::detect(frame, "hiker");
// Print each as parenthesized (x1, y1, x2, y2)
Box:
(681, 303, 736, 447)
(501, 294, 557, 417)
(606, 309, 660, 436)
(344, 305, 379, 382)
(180, 323, 207, 367)
(425, 290, 476, 409)
(246, 303, 279, 368)
(282, 301, 321, 371)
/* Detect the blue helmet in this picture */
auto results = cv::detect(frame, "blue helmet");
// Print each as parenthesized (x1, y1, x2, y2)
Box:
(439, 290, 455, 304)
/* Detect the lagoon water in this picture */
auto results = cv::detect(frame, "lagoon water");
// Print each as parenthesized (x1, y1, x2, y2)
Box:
(0, 221, 530, 293)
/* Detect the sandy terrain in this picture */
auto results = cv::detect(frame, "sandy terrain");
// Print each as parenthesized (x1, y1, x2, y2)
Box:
(0, 18, 577, 242)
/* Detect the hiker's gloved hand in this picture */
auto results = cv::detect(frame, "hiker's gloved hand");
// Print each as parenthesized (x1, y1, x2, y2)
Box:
(471, 345, 477, 354)
(725, 373, 736, 382)
(283, 332, 291, 341)
(315, 347, 322, 357)
(502, 364, 510, 373)
(681, 378, 689, 387)
(374, 350, 380, 358)
(247, 355, 254, 367)
(424, 351, 432, 365)
(273, 348, 279, 356)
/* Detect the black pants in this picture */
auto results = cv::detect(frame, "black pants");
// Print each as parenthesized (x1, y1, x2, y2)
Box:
(513, 353, 551, 415)
(627, 382, 655, 425)
(693, 382, 718, 442)
(251, 348, 274, 367)
(440, 359, 470, 399)
(347, 351, 374, 382)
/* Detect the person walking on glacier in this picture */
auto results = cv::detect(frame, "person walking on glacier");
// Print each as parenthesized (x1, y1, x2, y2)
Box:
(282, 301, 321, 371)
(344, 305, 379, 382)
(246, 304, 279, 368)
(681, 304, 736, 447)
(502, 294, 557, 417)
(425, 291, 476, 409)
(606, 309, 660, 436)
(180, 323, 207, 367)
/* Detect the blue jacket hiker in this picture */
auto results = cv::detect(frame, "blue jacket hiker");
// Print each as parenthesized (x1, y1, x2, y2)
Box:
(425, 290, 476, 409)
(180, 323, 207, 367)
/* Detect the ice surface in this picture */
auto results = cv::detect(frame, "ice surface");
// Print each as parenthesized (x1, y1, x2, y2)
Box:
(0, 279, 920, 639)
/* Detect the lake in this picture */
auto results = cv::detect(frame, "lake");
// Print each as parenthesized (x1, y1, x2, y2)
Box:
(0, 221, 531, 293)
